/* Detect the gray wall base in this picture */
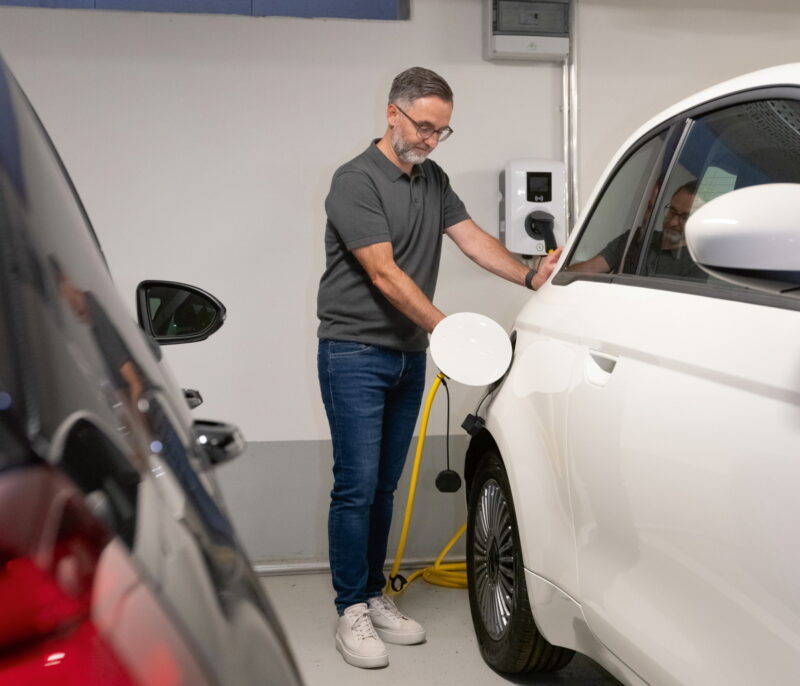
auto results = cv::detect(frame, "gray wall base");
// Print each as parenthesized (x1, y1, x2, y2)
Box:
(216, 435, 469, 565)
(253, 556, 467, 578)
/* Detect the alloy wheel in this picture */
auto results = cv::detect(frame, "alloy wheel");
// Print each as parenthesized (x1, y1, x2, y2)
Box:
(473, 478, 515, 640)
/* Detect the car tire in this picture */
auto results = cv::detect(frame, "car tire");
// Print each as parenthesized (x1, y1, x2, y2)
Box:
(466, 450, 574, 673)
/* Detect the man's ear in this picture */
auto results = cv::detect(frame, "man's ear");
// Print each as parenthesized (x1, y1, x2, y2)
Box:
(386, 103, 399, 127)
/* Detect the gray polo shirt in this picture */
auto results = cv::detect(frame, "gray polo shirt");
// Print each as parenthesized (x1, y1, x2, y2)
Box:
(601, 230, 705, 278)
(317, 141, 470, 351)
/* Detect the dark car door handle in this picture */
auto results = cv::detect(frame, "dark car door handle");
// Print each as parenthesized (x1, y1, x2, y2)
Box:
(193, 420, 245, 467)
(183, 388, 203, 409)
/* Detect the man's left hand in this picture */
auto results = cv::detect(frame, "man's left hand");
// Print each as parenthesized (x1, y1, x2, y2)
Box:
(532, 247, 564, 290)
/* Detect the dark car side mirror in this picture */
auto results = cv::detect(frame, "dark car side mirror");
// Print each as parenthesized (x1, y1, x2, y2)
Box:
(136, 280, 226, 345)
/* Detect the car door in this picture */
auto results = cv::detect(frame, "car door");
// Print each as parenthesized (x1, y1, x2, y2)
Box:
(501, 126, 678, 597)
(559, 94, 800, 685)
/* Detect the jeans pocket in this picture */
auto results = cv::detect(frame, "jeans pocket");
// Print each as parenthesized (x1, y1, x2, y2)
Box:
(327, 341, 375, 358)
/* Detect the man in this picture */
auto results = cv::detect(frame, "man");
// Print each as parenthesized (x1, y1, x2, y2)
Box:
(51, 256, 144, 411)
(570, 180, 704, 278)
(316, 66, 562, 669)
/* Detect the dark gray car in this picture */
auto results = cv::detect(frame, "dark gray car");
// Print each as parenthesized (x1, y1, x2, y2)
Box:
(0, 55, 303, 685)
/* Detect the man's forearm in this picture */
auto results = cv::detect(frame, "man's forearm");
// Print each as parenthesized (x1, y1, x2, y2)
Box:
(371, 263, 446, 333)
(352, 241, 445, 333)
(447, 219, 563, 290)
(458, 229, 529, 285)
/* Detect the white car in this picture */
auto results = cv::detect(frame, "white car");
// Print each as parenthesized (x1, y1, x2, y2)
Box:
(464, 63, 800, 685)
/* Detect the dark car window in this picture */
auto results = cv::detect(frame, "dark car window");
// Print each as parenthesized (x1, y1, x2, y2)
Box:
(148, 287, 218, 337)
(567, 129, 673, 275)
(645, 98, 800, 287)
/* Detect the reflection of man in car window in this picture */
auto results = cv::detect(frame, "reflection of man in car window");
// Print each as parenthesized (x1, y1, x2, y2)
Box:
(570, 180, 704, 279)
(50, 257, 145, 409)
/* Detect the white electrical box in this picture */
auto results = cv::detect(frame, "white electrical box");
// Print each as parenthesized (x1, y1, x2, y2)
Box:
(501, 159, 566, 256)
(484, 0, 570, 62)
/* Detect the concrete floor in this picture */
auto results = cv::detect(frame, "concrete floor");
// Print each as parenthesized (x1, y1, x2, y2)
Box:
(261, 572, 624, 686)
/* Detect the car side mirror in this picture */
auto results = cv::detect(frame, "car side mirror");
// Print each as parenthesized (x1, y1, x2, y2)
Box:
(686, 183, 800, 293)
(193, 419, 245, 467)
(136, 280, 226, 345)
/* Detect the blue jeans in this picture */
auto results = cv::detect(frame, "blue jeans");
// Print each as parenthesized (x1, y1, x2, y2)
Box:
(318, 339, 426, 615)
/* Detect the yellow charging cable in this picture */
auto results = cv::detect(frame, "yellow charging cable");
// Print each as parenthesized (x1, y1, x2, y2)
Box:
(386, 372, 468, 594)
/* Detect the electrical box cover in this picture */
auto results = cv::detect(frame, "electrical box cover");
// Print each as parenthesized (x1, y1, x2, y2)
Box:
(484, 0, 570, 61)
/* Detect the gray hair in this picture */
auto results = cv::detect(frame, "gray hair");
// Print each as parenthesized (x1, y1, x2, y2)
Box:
(388, 67, 453, 106)
(674, 179, 699, 197)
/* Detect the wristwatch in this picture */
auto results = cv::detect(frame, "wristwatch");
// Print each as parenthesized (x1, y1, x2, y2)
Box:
(524, 268, 537, 290)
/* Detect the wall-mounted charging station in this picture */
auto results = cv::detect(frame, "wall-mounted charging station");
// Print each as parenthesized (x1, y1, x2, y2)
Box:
(501, 159, 566, 256)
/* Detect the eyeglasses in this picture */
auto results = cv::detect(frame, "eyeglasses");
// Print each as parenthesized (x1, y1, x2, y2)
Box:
(394, 104, 454, 142)
(664, 203, 691, 222)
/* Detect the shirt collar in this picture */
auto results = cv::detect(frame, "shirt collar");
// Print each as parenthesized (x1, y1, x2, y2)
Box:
(367, 140, 426, 182)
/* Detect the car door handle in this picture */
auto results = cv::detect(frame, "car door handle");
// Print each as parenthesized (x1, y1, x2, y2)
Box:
(193, 420, 245, 467)
(586, 350, 618, 387)
(183, 388, 203, 410)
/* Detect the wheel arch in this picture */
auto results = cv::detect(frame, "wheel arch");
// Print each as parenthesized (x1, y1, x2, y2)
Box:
(465, 431, 579, 674)
(465, 407, 579, 601)
(464, 428, 498, 501)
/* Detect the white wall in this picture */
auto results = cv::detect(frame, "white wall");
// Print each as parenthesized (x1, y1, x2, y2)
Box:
(5, 0, 797, 563)
(575, 0, 800, 211)
(0, 2, 563, 446)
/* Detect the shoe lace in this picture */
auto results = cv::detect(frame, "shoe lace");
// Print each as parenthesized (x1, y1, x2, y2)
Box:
(372, 596, 406, 620)
(351, 609, 380, 640)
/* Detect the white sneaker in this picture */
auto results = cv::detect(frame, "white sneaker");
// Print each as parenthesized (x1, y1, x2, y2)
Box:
(367, 594, 426, 645)
(335, 603, 389, 669)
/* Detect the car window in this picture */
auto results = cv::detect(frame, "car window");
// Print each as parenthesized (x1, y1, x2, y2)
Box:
(644, 98, 800, 285)
(148, 287, 217, 337)
(567, 130, 672, 275)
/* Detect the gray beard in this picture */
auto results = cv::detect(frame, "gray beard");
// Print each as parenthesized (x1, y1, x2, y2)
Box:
(392, 127, 430, 165)
(662, 228, 684, 245)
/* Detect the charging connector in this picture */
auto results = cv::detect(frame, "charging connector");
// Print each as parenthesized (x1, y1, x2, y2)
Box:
(461, 413, 485, 437)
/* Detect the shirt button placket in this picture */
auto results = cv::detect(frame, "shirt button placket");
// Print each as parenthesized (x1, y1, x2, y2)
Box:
(411, 176, 421, 206)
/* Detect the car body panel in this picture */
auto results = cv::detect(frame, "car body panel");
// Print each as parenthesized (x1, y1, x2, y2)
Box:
(483, 318, 580, 596)
(559, 280, 800, 684)
(524, 569, 648, 686)
(471, 62, 800, 684)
